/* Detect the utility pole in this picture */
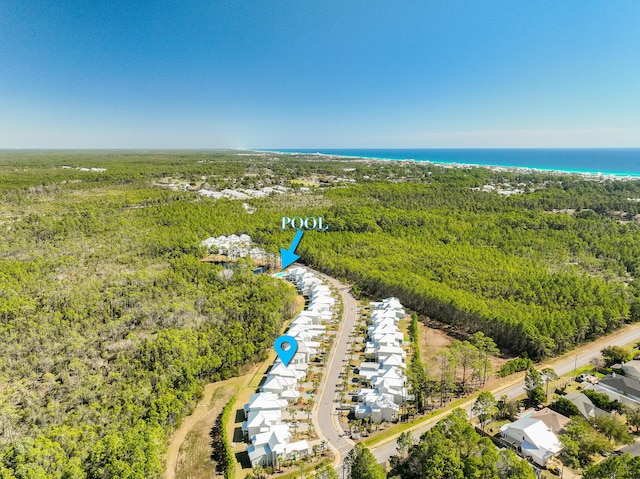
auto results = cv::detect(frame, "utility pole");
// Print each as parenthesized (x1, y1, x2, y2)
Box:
(573, 353, 578, 378)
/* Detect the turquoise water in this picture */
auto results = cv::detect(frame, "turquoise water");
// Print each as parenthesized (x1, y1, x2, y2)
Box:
(265, 148, 640, 178)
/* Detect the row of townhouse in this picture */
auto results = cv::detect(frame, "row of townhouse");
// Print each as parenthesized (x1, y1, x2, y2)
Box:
(201, 234, 268, 260)
(355, 298, 409, 423)
(244, 267, 335, 468)
(198, 186, 292, 200)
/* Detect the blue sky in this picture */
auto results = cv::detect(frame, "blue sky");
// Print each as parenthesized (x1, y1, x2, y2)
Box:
(1, 1, 639, 148)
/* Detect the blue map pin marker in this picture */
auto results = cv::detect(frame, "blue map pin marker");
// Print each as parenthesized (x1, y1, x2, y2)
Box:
(274, 335, 298, 367)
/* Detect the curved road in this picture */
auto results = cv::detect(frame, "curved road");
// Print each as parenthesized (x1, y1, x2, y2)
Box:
(307, 268, 357, 469)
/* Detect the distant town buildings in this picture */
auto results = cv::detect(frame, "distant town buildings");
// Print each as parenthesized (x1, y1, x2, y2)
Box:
(201, 234, 266, 259)
(197, 185, 292, 200)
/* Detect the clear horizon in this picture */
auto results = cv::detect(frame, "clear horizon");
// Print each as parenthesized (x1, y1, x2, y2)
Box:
(2, 2, 639, 149)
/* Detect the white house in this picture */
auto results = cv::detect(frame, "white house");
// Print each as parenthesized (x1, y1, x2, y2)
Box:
(269, 362, 305, 380)
(354, 392, 399, 422)
(375, 345, 406, 363)
(381, 354, 406, 369)
(371, 311, 399, 324)
(247, 425, 292, 467)
(371, 330, 404, 346)
(242, 410, 284, 438)
(356, 298, 409, 421)
(297, 310, 322, 325)
(261, 375, 299, 400)
(248, 266, 334, 467)
(359, 362, 381, 382)
(244, 392, 288, 419)
(247, 438, 311, 467)
(500, 417, 562, 466)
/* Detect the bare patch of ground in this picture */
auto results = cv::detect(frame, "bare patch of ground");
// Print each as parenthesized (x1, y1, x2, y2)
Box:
(174, 382, 238, 479)
(418, 321, 454, 366)
(545, 209, 576, 215)
(417, 318, 508, 380)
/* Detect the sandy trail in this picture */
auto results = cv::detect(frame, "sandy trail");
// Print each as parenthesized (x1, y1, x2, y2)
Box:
(165, 377, 239, 479)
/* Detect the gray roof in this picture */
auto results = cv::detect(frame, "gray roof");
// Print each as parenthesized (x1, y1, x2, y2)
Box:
(565, 392, 596, 418)
(600, 374, 640, 400)
(621, 442, 640, 457)
(622, 360, 640, 377)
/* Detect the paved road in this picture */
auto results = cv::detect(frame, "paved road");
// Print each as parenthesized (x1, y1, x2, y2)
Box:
(370, 321, 640, 465)
(309, 268, 358, 469)
(493, 322, 640, 406)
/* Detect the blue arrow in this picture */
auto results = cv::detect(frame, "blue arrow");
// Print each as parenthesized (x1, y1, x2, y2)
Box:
(280, 229, 304, 269)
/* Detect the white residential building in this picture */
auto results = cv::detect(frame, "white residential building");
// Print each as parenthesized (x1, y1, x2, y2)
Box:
(354, 391, 399, 422)
(244, 392, 288, 419)
(242, 410, 284, 438)
(500, 417, 562, 466)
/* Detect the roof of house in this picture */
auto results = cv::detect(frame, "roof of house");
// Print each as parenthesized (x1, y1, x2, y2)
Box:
(246, 392, 288, 411)
(262, 375, 296, 391)
(268, 363, 298, 378)
(500, 417, 562, 454)
(621, 441, 640, 457)
(600, 374, 640, 399)
(373, 376, 405, 389)
(565, 392, 596, 418)
(371, 330, 404, 339)
(247, 443, 270, 464)
(362, 392, 399, 410)
(280, 389, 299, 400)
(382, 355, 406, 367)
(531, 408, 571, 434)
(272, 439, 310, 456)
(381, 297, 403, 310)
(622, 360, 640, 377)
(251, 425, 291, 448)
(359, 362, 380, 371)
(245, 410, 282, 429)
(376, 345, 405, 354)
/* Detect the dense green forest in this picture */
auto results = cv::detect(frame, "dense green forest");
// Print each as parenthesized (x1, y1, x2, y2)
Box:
(3, 150, 640, 476)
(0, 152, 299, 478)
(296, 181, 640, 359)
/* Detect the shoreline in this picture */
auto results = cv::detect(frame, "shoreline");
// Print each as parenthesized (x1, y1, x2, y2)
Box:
(254, 148, 640, 181)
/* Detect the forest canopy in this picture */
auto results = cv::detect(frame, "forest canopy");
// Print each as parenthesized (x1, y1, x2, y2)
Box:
(3, 150, 640, 477)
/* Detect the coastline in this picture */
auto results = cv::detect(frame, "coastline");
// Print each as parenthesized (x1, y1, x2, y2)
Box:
(254, 148, 640, 181)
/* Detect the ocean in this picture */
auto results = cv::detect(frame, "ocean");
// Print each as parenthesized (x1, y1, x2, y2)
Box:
(266, 148, 640, 178)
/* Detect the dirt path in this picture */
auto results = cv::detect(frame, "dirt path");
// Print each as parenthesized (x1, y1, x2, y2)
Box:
(175, 382, 239, 479)
(165, 377, 239, 479)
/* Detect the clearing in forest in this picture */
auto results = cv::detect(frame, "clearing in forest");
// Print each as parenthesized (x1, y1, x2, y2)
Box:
(417, 319, 507, 380)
